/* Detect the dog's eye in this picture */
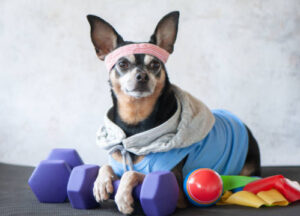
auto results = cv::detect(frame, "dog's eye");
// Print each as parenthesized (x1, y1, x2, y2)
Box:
(118, 60, 130, 69)
(149, 60, 161, 70)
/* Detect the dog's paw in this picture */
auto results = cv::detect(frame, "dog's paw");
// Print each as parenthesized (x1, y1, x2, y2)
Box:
(114, 171, 145, 215)
(115, 187, 134, 215)
(93, 176, 114, 202)
(93, 165, 116, 202)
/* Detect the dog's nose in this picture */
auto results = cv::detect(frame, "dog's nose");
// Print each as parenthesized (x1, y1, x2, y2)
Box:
(135, 72, 149, 82)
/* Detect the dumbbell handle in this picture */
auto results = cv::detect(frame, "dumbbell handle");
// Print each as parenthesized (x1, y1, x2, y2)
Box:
(111, 180, 142, 200)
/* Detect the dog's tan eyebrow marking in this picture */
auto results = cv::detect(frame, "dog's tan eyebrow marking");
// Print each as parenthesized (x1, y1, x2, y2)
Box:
(123, 55, 135, 63)
(144, 55, 154, 65)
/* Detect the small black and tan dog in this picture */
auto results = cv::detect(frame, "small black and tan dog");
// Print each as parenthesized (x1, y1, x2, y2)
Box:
(87, 11, 261, 214)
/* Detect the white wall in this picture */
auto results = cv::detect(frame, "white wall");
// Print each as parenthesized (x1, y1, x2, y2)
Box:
(0, 0, 299, 167)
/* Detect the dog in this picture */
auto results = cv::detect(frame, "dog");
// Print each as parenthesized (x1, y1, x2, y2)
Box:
(87, 11, 261, 215)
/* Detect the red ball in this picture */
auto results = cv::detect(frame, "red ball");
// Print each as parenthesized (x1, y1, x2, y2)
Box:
(184, 168, 223, 206)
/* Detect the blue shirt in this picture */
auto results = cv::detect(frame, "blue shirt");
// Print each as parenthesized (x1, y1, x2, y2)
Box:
(109, 109, 248, 178)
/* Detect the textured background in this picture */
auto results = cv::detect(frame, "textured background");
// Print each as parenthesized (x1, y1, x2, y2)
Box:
(0, 0, 299, 167)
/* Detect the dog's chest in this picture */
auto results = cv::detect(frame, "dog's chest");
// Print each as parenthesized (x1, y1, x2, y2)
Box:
(111, 151, 145, 164)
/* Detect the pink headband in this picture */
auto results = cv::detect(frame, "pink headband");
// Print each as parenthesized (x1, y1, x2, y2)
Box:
(104, 43, 170, 71)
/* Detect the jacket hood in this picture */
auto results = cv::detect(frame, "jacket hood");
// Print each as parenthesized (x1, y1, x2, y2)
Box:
(96, 85, 215, 155)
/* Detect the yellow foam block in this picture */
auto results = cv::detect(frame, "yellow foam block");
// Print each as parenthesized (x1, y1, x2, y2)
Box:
(220, 191, 233, 201)
(219, 191, 266, 208)
(217, 189, 289, 208)
(257, 189, 289, 206)
(217, 191, 233, 205)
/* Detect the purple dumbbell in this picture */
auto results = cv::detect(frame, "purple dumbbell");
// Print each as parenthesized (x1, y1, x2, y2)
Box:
(28, 148, 83, 203)
(67, 164, 100, 209)
(67, 165, 179, 216)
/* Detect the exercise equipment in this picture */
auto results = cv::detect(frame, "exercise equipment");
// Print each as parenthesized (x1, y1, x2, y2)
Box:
(28, 148, 83, 203)
(184, 168, 223, 207)
(67, 165, 179, 216)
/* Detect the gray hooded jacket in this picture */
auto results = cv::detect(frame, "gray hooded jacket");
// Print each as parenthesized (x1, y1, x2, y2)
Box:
(97, 85, 215, 155)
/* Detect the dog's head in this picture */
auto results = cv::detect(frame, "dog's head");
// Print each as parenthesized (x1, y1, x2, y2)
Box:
(87, 11, 179, 99)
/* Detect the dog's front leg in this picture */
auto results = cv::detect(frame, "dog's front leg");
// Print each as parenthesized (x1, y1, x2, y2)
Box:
(93, 165, 118, 202)
(115, 171, 145, 215)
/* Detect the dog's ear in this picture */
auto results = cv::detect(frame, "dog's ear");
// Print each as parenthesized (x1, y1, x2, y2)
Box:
(87, 15, 124, 60)
(149, 11, 179, 54)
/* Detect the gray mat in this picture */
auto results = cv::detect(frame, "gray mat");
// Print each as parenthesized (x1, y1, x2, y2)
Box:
(0, 163, 299, 216)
